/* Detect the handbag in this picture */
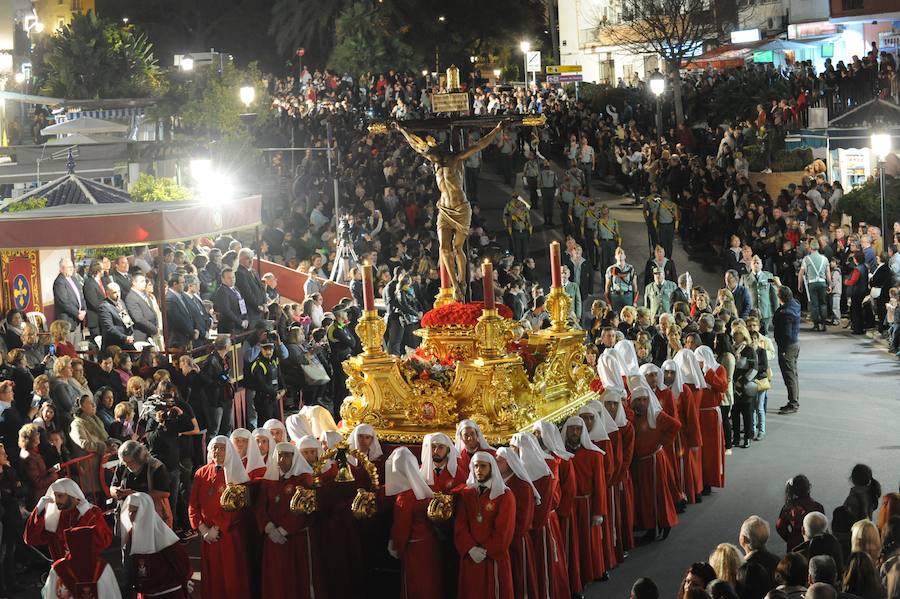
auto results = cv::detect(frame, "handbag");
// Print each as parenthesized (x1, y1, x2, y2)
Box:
(301, 361, 331, 385)
(756, 377, 772, 392)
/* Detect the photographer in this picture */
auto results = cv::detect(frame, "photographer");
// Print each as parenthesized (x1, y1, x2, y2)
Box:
(109, 440, 171, 527)
(199, 334, 235, 436)
(144, 381, 198, 534)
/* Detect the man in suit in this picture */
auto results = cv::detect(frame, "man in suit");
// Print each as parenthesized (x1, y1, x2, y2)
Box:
(235, 248, 267, 323)
(562, 243, 594, 305)
(213, 268, 248, 334)
(124, 273, 159, 343)
(739, 515, 782, 583)
(0, 381, 26, 468)
(164, 275, 195, 349)
(52, 258, 86, 336)
(97, 282, 135, 350)
(111, 256, 133, 297)
(184, 275, 211, 341)
(82, 261, 107, 339)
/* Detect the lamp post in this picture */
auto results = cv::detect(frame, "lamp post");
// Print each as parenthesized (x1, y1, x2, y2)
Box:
(649, 68, 665, 144)
(871, 131, 892, 238)
(239, 86, 255, 108)
(180, 54, 194, 72)
(520, 40, 530, 87)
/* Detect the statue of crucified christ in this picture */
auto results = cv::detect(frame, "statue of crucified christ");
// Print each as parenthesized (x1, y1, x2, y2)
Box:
(392, 119, 510, 300)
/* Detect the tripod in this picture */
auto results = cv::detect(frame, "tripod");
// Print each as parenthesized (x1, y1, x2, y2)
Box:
(329, 238, 359, 284)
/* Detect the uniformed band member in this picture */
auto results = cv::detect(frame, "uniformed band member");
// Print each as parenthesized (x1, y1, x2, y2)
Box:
(503, 195, 532, 262)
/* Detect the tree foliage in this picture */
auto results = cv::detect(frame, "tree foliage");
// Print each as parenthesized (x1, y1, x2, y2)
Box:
(129, 173, 193, 203)
(327, 4, 417, 75)
(5, 197, 48, 213)
(41, 11, 161, 99)
(838, 175, 900, 228)
(269, 0, 353, 60)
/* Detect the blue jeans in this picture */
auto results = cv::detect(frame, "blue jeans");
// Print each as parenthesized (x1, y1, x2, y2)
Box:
(754, 390, 767, 435)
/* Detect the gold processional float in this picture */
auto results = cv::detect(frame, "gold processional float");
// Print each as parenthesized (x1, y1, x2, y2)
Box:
(230, 69, 601, 520)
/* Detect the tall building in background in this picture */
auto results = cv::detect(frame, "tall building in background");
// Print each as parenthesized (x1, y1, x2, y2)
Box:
(32, 0, 95, 34)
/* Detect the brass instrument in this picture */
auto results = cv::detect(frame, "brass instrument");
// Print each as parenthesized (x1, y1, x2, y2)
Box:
(426, 492, 454, 522)
(220, 482, 249, 512)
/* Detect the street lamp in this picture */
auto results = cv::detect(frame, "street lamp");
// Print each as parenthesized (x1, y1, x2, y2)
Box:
(493, 68, 502, 81)
(520, 41, 531, 87)
(14, 72, 25, 84)
(32, 21, 44, 33)
(649, 68, 666, 143)
(871, 131, 892, 237)
(180, 54, 194, 72)
(239, 86, 255, 108)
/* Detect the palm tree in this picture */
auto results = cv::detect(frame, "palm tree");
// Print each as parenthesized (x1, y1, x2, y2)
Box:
(269, 0, 353, 58)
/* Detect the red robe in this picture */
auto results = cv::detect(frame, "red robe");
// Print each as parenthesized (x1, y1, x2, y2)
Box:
(679, 385, 704, 502)
(699, 367, 728, 489)
(455, 486, 516, 599)
(129, 542, 193, 599)
(392, 490, 445, 599)
(616, 422, 637, 552)
(429, 462, 466, 494)
(569, 446, 607, 585)
(24, 505, 112, 561)
(255, 473, 326, 599)
(553, 456, 581, 594)
(188, 464, 250, 599)
(596, 438, 618, 571)
(458, 446, 496, 476)
(530, 469, 569, 599)
(655, 387, 683, 502)
(318, 463, 367, 598)
(505, 476, 538, 599)
(632, 412, 682, 530)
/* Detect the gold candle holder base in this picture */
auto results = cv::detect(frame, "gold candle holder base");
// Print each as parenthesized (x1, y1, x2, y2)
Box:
(475, 308, 506, 360)
(433, 286, 455, 308)
(545, 286, 572, 332)
(356, 309, 387, 358)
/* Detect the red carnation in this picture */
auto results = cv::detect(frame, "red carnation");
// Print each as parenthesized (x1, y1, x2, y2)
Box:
(420, 371, 430, 381)
(589, 378, 604, 394)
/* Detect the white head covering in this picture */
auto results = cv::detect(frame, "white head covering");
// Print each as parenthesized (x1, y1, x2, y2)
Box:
(299, 406, 338, 439)
(630, 383, 664, 429)
(120, 492, 179, 555)
(230, 428, 266, 473)
(674, 348, 708, 389)
(509, 432, 552, 480)
(206, 435, 250, 484)
(263, 418, 287, 440)
(43, 478, 92, 533)
(639, 363, 667, 390)
(496, 447, 541, 504)
(532, 421, 573, 460)
(599, 386, 628, 427)
(597, 353, 628, 394)
(285, 414, 313, 443)
(420, 432, 459, 484)
(297, 435, 322, 456)
(251, 427, 275, 465)
(613, 340, 641, 375)
(586, 398, 620, 434)
(562, 416, 604, 453)
(322, 430, 343, 449)
(578, 404, 610, 442)
(693, 345, 721, 374)
(385, 447, 433, 500)
(264, 441, 313, 480)
(455, 419, 492, 453)
(465, 451, 508, 501)
(662, 359, 686, 400)
(348, 423, 383, 465)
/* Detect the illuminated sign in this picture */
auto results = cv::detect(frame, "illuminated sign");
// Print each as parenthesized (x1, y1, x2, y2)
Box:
(731, 29, 761, 44)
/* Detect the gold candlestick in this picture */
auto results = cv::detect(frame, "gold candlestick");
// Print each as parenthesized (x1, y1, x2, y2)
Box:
(356, 309, 387, 357)
(433, 287, 455, 308)
(545, 286, 572, 332)
(475, 308, 506, 359)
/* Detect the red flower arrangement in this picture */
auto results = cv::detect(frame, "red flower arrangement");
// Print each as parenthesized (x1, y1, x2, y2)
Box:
(506, 340, 545, 379)
(421, 302, 514, 328)
(589, 378, 605, 394)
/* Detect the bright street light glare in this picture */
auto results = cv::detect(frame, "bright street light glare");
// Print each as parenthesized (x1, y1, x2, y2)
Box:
(199, 176, 234, 204)
(649, 70, 666, 96)
(239, 86, 255, 107)
(181, 55, 194, 72)
(871, 132, 892, 162)
(520, 41, 531, 53)
(14, 72, 25, 84)
(493, 69, 502, 78)
(190, 159, 212, 182)
(33, 21, 44, 33)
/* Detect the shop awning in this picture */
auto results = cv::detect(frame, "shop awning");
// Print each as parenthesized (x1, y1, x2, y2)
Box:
(0, 195, 262, 250)
(684, 41, 764, 69)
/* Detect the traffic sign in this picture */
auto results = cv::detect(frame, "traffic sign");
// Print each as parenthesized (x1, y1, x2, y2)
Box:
(546, 65, 582, 74)
(526, 51, 542, 73)
(559, 73, 583, 83)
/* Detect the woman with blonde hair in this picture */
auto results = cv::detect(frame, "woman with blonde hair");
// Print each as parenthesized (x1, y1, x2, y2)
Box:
(852, 519, 883, 565)
(48, 320, 77, 358)
(709, 542, 745, 585)
(715, 288, 738, 319)
(18, 422, 58, 505)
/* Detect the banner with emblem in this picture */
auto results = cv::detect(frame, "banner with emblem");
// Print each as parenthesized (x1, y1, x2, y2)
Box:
(1, 251, 41, 314)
